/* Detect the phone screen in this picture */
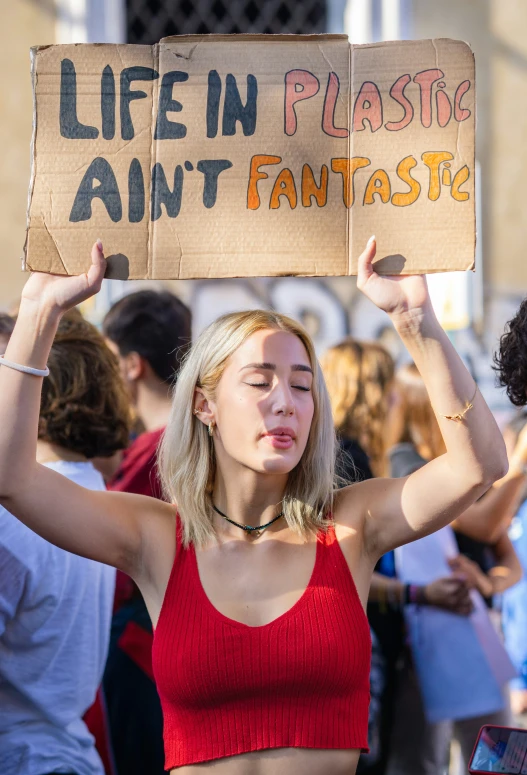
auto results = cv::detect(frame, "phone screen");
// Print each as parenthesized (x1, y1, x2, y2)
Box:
(470, 727, 527, 773)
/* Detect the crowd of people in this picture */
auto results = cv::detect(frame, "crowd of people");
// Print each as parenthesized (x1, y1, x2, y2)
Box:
(2, 238, 527, 775)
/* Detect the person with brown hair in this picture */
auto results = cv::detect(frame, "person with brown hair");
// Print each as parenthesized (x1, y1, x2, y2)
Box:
(322, 340, 471, 772)
(0, 313, 131, 775)
(390, 363, 527, 544)
(389, 362, 447, 465)
(0, 238, 508, 775)
(321, 339, 395, 480)
(322, 338, 396, 771)
(385, 362, 526, 775)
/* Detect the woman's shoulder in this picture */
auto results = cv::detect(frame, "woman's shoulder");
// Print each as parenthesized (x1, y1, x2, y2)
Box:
(140, 498, 178, 546)
(332, 476, 380, 530)
(129, 497, 178, 592)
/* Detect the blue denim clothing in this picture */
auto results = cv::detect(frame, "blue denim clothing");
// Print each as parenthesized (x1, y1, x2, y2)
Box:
(503, 499, 527, 690)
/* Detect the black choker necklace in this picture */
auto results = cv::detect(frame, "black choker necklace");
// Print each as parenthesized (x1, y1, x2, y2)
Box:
(212, 503, 284, 538)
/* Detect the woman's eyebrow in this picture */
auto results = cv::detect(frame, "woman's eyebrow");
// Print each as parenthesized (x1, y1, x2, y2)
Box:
(239, 362, 275, 371)
(239, 362, 313, 374)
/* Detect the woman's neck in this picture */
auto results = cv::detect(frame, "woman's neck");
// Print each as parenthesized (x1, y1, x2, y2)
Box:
(36, 439, 88, 464)
(212, 468, 288, 536)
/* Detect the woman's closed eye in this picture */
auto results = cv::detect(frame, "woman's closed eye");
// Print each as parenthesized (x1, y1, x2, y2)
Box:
(245, 381, 311, 392)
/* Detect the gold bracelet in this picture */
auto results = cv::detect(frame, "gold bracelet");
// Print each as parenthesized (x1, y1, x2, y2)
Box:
(439, 382, 478, 423)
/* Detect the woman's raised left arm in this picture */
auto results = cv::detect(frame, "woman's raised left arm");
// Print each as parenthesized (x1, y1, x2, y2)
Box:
(340, 238, 508, 560)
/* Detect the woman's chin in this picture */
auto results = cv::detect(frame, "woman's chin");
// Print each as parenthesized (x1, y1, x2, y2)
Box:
(259, 452, 300, 474)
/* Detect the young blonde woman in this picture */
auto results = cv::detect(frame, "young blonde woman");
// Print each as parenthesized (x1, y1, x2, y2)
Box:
(0, 237, 508, 775)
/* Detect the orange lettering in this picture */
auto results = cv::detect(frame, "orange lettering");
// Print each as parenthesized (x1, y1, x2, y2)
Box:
(247, 155, 281, 210)
(270, 168, 297, 209)
(422, 151, 454, 200)
(364, 170, 391, 205)
(451, 165, 470, 201)
(331, 157, 370, 207)
(301, 164, 328, 207)
(391, 156, 421, 207)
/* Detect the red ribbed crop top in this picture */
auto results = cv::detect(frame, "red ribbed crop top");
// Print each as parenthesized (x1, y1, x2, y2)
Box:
(152, 517, 371, 769)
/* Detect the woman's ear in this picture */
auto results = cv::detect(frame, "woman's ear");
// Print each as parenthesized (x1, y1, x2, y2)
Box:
(193, 388, 215, 426)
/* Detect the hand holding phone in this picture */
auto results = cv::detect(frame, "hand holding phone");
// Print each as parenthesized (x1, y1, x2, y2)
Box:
(469, 726, 527, 773)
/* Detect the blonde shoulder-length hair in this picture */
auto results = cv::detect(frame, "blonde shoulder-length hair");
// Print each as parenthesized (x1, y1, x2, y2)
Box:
(158, 309, 337, 548)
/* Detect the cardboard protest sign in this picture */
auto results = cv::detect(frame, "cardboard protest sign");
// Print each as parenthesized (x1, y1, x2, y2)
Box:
(25, 35, 475, 280)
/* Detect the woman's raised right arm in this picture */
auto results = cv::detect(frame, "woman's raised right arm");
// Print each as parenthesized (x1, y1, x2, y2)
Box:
(0, 242, 168, 575)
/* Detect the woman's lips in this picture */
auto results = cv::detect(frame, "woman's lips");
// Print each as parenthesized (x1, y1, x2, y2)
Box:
(263, 434, 294, 450)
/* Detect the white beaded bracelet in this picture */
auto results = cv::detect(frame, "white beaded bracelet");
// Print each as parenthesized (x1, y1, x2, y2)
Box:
(0, 356, 50, 377)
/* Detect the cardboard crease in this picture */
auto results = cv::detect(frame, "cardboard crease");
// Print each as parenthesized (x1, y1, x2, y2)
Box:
(347, 41, 353, 276)
(22, 47, 40, 272)
(42, 216, 67, 273)
(146, 44, 157, 281)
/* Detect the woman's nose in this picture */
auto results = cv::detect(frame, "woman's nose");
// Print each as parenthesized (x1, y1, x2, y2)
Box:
(272, 384, 295, 416)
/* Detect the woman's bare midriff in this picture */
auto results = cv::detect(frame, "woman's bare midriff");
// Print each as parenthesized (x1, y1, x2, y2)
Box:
(171, 747, 361, 775)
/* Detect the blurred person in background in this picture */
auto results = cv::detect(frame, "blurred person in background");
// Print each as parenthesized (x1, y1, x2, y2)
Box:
(321, 338, 394, 483)
(100, 290, 191, 775)
(0, 313, 131, 775)
(385, 363, 525, 775)
(390, 363, 527, 548)
(500, 415, 527, 726)
(102, 290, 192, 493)
(0, 312, 15, 353)
(322, 341, 481, 774)
(493, 299, 527, 727)
(322, 338, 394, 772)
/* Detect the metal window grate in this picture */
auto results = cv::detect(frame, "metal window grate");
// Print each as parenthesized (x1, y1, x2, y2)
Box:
(126, 0, 327, 43)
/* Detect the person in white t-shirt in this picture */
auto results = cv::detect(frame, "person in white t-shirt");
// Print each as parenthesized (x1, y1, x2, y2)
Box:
(0, 311, 131, 775)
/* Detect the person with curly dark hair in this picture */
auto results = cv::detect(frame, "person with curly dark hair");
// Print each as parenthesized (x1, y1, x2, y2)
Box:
(0, 313, 131, 775)
(495, 298, 527, 407)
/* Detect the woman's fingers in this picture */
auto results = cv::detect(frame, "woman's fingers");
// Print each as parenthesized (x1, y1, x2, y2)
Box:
(86, 239, 107, 293)
(356, 235, 377, 290)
